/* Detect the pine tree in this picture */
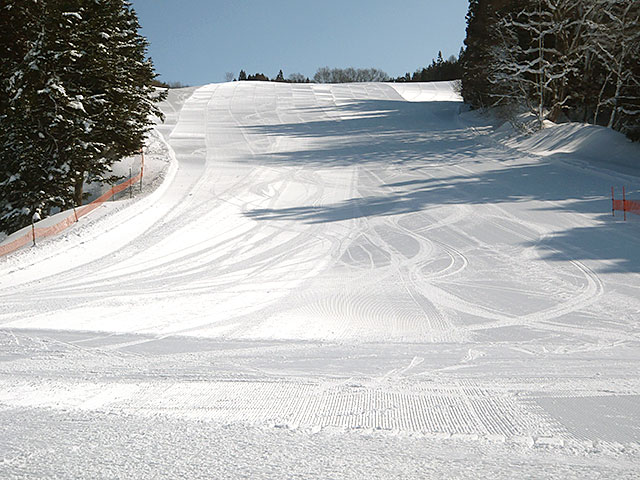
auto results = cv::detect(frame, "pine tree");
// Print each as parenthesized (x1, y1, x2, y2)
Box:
(461, 0, 512, 109)
(68, 0, 165, 205)
(0, 0, 164, 234)
(0, 0, 79, 232)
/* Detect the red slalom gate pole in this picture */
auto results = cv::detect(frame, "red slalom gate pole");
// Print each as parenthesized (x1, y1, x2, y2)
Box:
(612, 187, 615, 216)
(623, 186, 627, 222)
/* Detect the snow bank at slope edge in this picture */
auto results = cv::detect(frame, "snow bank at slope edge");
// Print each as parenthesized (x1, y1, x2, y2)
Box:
(387, 81, 462, 103)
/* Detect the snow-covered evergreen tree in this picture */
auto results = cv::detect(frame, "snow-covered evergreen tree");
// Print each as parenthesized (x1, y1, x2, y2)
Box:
(0, 0, 164, 234)
(461, 0, 511, 109)
(69, 0, 165, 205)
(0, 0, 79, 232)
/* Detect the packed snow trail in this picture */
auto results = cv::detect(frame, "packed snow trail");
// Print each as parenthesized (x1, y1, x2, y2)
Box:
(3, 82, 637, 342)
(1, 81, 639, 478)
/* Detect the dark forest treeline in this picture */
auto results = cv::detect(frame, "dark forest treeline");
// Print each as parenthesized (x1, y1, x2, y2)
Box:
(234, 69, 310, 83)
(393, 51, 463, 83)
(234, 68, 387, 83)
(461, 0, 640, 140)
(230, 55, 462, 85)
(152, 80, 189, 89)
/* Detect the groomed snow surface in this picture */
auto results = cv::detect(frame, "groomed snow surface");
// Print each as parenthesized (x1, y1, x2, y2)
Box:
(1, 81, 640, 478)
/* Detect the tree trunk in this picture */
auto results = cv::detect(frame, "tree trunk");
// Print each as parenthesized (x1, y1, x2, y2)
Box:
(538, 0, 545, 129)
(594, 71, 613, 125)
(549, 101, 563, 123)
(608, 63, 624, 129)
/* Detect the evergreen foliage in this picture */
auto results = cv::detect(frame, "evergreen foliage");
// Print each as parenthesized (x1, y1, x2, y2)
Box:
(246, 72, 270, 81)
(235, 69, 309, 83)
(237, 70, 270, 81)
(460, 0, 511, 108)
(394, 50, 464, 83)
(0, 1, 83, 232)
(0, 0, 164, 234)
(152, 80, 189, 88)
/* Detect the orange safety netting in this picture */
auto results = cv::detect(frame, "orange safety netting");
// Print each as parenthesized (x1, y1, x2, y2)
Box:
(0, 171, 142, 258)
(612, 199, 625, 211)
(626, 200, 640, 215)
(612, 187, 640, 219)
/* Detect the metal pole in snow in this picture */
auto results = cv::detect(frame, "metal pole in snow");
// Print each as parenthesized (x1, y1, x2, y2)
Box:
(129, 167, 133, 199)
(612, 187, 615, 216)
(31, 210, 40, 246)
(140, 148, 144, 193)
(623, 186, 627, 222)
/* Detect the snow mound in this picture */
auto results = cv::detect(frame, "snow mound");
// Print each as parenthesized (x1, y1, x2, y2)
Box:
(388, 81, 462, 102)
(505, 122, 640, 171)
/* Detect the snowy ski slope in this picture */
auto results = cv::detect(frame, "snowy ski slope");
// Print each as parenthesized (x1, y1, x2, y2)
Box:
(1, 81, 639, 478)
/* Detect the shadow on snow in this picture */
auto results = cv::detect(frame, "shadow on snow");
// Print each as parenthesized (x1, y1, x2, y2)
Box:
(241, 99, 640, 273)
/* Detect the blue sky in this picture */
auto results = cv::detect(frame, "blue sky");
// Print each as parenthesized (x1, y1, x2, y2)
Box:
(129, 0, 469, 86)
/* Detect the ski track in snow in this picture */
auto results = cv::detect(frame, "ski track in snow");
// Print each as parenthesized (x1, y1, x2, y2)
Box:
(1, 81, 640, 478)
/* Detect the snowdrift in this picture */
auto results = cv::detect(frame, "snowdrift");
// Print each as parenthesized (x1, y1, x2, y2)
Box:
(504, 121, 640, 173)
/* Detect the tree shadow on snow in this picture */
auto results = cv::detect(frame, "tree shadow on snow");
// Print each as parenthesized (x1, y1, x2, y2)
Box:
(241, 98, 640, 273)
